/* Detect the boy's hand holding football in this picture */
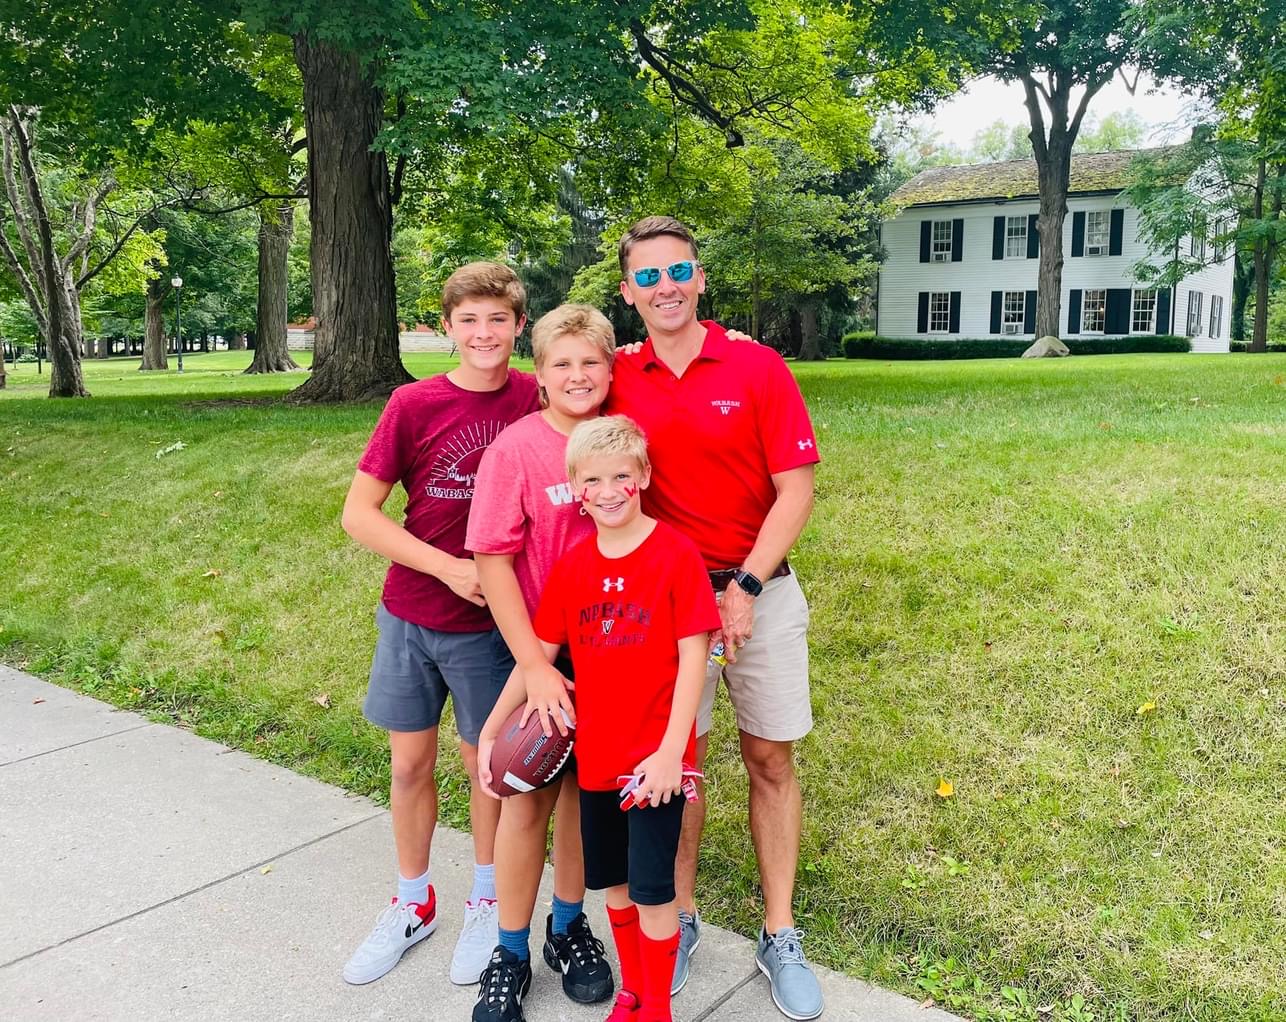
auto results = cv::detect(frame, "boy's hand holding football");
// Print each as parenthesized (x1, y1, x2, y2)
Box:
(519, 661, 576, 737)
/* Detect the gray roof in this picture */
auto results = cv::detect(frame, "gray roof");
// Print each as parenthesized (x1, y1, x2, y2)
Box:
(890, 149, 1174, 208)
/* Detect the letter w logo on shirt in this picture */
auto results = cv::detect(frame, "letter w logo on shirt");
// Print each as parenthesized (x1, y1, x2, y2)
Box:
(545, 483, 575, 506)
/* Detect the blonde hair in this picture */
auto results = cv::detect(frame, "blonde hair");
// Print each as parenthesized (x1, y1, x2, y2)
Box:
(565, 415, 650, 481)
(618, 216, 699, 274)
(532, 304, 616, 369)
(441, 261, 526, 320)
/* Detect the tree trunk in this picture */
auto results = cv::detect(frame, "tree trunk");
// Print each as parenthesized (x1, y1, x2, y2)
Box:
(1251, 158, 1269, 353)
(797, 300, 824, 360)
(247, 201, 302, 374)
(286, 36, 409, 402)
(1035, 139, 1072, 339)
(141, 276, 168, 370)
(1231, 247, 1251, 342)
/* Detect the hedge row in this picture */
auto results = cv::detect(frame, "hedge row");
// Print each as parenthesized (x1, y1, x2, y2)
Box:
(841, 334, 1192, 360)
(1229, 340, 1286, 352)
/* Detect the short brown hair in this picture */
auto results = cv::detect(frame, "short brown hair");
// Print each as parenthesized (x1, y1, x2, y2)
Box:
(532, 304, 616, 370)
(565, 415, 650, 481)
(617, 216, 699, 275)
(441, 261, 526, 321)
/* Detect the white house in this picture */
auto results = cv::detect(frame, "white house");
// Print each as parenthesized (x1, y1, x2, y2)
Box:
(877, 150, 1234, 352)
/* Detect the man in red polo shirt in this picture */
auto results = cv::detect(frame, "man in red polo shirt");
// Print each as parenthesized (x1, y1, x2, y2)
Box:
(605, 216, 823, 1020)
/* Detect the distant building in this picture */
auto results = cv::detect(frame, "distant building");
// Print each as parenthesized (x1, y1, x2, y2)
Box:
(878, 150, 1233, 352)
(286, 318, 455, 353)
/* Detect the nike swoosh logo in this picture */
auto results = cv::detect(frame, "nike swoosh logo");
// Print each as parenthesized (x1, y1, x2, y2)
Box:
(404, 917, 428, 939)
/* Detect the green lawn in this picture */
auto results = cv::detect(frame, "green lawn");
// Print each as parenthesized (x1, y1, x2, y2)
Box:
(3, 350, 1285, 1022)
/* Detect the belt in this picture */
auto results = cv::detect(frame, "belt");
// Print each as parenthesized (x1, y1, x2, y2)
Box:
(707, 561, 791, 593)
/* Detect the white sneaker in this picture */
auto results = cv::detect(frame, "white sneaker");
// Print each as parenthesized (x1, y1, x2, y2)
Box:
(342, 892, 438, 985)
(451, 899, 499, 985)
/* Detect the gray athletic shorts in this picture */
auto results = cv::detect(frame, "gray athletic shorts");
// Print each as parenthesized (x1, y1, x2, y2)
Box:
(363, 603, 514, 745)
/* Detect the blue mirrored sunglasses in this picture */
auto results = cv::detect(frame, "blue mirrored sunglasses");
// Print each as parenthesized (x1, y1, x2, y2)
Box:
(630, 260, 699, 288)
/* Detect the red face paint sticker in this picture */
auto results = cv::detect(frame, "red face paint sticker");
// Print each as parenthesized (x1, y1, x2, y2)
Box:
(623, 484, 638, 498)
(580, 487, 591, 504)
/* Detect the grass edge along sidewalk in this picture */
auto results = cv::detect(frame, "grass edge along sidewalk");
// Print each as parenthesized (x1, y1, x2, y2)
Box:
(2, 350, 1285, 1022)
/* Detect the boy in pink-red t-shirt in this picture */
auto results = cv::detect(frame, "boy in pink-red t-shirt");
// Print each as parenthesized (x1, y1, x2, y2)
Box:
(466, 305, 618, 1021)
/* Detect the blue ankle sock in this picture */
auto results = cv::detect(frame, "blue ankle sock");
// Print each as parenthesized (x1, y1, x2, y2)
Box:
(551, 895, 583, 935)
(499, 925, 530, 961)
(469, 863, 496, 905)
(397, 867, 431, 907)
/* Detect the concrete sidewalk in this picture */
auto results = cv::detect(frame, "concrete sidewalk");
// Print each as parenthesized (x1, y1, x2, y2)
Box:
(0, 665, 960, 1022)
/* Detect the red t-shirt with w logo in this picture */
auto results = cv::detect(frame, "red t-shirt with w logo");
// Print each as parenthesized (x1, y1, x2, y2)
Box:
(533, 520, 720, 791)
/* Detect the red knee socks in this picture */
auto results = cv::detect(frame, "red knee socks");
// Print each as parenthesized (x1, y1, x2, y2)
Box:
(638, 927, 680, 1022)
(606, 903, 643, 995)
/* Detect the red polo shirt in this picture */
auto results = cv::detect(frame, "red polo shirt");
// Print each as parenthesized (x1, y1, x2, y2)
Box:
(605, 321, 819, 569)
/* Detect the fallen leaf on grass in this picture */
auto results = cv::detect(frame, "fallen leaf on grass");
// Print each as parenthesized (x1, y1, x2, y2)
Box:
(201, 569, 222, 578)
(154, 440, 186, 459)
(1098, 421, 1114, 430)
(935, 778, 955, 799)
(983, 640, 993, 652)
(313, 693, 331, 709)
(1274, 375, 1284, 387)
(99, 512, 109, 518)
(1136, 699, 1157, 716)
(1198, 929, 1214, 940)
(920, 998, 936, 1010)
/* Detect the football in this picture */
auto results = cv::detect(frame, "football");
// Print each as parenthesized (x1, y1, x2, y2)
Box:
(488, 704, 575, 797)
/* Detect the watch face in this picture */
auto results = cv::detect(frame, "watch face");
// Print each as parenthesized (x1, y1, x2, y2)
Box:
(734, 571, 762, 597)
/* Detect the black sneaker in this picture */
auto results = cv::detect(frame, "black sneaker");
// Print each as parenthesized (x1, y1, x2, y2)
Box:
(472, 946, 532, 1022)
(542, 912, 614, 1003)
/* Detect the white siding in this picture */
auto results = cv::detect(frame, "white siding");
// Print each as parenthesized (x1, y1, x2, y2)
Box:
(877, 194, 1234, 352)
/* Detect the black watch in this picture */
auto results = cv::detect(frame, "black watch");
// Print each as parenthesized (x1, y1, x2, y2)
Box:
(732, 568, 763, 597)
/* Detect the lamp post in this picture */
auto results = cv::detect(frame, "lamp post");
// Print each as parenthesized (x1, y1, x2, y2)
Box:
(171, 275, 184, 373)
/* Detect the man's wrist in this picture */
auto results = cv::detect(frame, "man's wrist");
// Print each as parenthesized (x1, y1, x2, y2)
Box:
(732, 567, 763, 598)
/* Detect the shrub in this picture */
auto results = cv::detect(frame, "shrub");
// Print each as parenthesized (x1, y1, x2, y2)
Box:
(1230, 339, 1286, 352)
(843, 334, 1193, 360)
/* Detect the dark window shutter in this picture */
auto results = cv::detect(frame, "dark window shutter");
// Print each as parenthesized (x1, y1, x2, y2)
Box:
(951, 218, 964, 261)
(1109, 209, 1125, 256)
(992, 216, 1005, 259)
(1068, 289, 1082, 334)
(1105, 289, 1131, 334)
(1027, 214, 1040, 259)
(1024, 290, 1038, 333)
(917, 292, 929, 333)
(1071, 211, 1086, 257)
(990, 292, 1002, 334)
(919, 221, 931, 263)
(949, 291, 961, 333)
(1156, 288, 1172, 335)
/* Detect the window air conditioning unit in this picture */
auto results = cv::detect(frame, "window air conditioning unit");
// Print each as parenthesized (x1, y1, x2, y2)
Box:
(932, 252, 948, 262)
(1087, 244, 1106, 256)
(1002, 323, 1021, 335)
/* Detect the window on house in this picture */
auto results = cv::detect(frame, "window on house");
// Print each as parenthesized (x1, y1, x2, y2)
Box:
(1190, 214, 1208, 259)
(1213, 218, 1228, 262)
(1209, 295, 1223, 338)
(1002, 291, 1026, 334)
(932, 220, 953, 262)
(1005, 216, 1027, 258)
(1186, 291, 1204, 336)
(1085, 210, 1110, 255)
(1082, 289, 1106, 333)
(1132, 289, 1158, 333)
(928, 291, 951, 333)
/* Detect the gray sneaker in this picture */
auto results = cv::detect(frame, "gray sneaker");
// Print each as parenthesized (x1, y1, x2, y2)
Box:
(669, 910, 701, 995)
(755, 926, 823, 1020)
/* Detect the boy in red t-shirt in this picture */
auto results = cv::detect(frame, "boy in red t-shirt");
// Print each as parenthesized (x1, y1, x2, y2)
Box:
(339, 263, 539, 987)
(482, 415, 720, 1022)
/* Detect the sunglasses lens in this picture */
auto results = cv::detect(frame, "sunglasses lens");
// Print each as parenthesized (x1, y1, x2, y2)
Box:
(668, 261, 695, 282)
(633, 267, 661, 287)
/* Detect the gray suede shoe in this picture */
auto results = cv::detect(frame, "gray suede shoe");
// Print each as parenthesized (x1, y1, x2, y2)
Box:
(755, 926, 823, 1020)
(669, 910, 701, 995)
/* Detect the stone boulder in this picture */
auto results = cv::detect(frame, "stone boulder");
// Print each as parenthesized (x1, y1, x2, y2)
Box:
(1022, 335, 1070, 358)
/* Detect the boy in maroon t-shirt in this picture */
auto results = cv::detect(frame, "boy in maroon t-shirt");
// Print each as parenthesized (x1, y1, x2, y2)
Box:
(339, 262, 539, 988)
(481, 416, 720, 1022)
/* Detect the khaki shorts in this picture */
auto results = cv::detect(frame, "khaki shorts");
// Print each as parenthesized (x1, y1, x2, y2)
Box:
(697, 571, 812, 742)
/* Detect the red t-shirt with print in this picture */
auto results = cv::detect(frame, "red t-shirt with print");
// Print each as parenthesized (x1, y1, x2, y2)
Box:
(358, 370, 539, 631)
(532, 521, 721, 791)
(605, 321, 819, 569)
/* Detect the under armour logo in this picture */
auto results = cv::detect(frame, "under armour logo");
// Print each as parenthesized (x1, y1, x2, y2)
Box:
(602, 620, 614, 635)
(797, 439, 814, 450)
(603, 577, 624, 592)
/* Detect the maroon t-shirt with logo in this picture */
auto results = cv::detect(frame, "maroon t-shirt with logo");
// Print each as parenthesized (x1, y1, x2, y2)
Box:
(358, 370, 540, 632)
